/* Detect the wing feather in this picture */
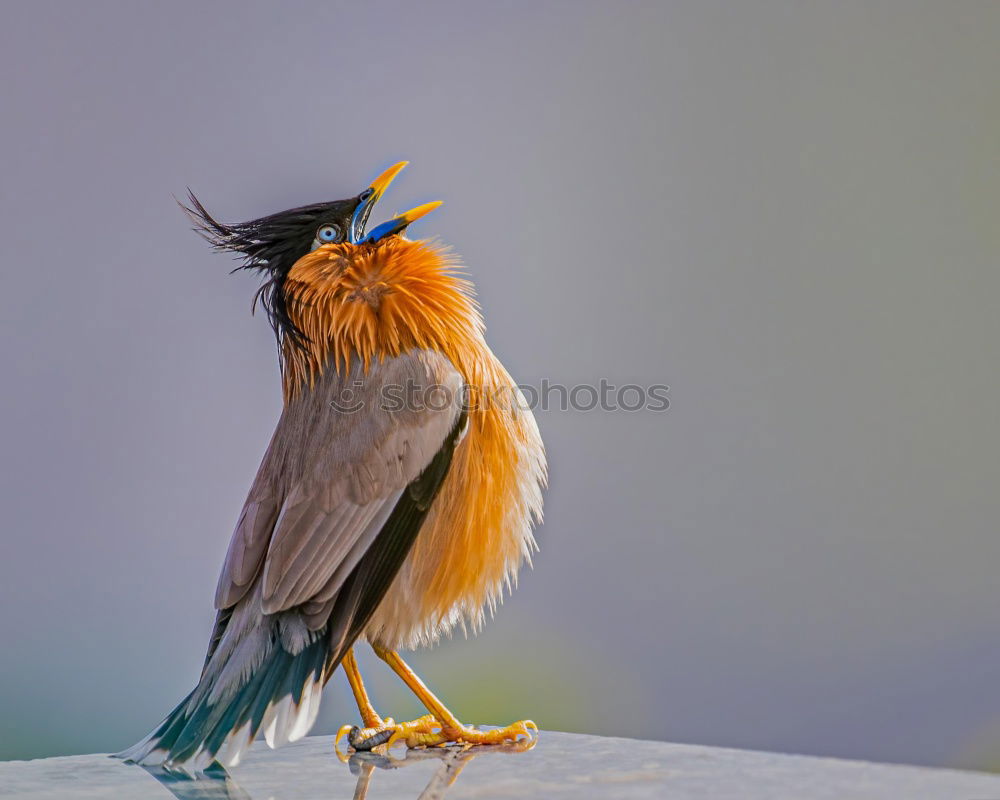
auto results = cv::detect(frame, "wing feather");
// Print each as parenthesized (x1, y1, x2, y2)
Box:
(325, 416, 466, 661)
(214, 349, 465, 623)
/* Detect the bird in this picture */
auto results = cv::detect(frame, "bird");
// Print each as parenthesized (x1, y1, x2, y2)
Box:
(116, 162, 546, 772)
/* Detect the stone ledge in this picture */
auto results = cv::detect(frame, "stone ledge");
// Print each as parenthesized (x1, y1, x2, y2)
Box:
(3, 731, 999, 799)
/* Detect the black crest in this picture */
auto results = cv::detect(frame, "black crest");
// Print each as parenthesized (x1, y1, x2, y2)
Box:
(181, 191, 359, 347)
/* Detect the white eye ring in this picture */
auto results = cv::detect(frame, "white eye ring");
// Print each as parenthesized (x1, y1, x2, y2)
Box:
(316, 224, 340, 243)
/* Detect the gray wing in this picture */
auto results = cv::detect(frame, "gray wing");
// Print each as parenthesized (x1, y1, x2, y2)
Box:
(214, 349, 465, 627)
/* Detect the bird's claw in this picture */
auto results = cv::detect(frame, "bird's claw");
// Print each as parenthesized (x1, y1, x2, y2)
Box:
(442, 719, 539, 748)
(335, 716, 538, 759)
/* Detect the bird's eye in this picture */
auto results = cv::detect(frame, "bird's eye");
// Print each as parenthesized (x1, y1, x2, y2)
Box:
(316, 224, 341, 243)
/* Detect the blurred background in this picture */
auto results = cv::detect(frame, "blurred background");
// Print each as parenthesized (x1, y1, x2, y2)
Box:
(2, 0, 1000, 772)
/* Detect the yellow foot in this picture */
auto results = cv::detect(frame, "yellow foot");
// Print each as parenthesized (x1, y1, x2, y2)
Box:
(436, 720, 539, 748)
(335, 716, 538, 755)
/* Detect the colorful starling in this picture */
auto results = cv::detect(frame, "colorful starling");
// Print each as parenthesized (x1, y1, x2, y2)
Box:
(116, 162, 546, 772)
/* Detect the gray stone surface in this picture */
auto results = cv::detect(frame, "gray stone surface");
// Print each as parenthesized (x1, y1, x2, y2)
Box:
(3, 731, 1000, 800)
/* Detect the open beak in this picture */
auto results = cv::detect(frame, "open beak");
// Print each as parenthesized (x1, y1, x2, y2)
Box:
(349, 161, 442, 244)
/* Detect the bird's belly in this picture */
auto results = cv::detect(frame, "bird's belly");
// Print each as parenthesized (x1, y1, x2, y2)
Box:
(364, 401, 544, 650)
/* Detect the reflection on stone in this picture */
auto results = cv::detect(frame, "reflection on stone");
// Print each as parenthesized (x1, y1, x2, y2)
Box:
(143, 739, 534, 800)
(142, 764, 253, 800)
(345, 741, 534, 800)
(7, 731, 1000, 799)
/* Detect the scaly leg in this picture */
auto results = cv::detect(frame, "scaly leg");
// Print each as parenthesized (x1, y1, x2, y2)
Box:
(335, 647, 442, 753)
(372, 644, 538, 749)
(341, 648, 383, 728)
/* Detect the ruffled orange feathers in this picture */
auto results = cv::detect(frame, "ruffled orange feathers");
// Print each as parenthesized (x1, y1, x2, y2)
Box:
(282, 237, 481, 399)
(281, 237, 546, 647)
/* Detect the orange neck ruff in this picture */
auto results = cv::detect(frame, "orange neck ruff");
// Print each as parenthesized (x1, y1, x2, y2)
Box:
(280, 237, 485, 401)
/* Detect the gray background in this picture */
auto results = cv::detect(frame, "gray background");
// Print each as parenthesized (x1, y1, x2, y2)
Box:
(2, 0, 999, 770)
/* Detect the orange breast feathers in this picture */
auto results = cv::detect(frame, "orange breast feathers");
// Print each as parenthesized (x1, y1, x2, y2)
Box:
(281, 238, 546, 648)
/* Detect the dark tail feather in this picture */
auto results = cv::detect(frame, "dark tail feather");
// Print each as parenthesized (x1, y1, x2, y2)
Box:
(115, 634, 329, 773)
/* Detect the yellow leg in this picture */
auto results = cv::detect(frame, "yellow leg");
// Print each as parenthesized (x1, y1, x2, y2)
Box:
(335, 647, 442, 754)
(372, 644, 538, 748)
(341, 648, 383, 728)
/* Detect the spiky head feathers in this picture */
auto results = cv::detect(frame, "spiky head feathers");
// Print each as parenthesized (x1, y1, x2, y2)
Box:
(182, 192, 360, 343)
(181, 163, 444, 350)
(181, 165, 470, 399)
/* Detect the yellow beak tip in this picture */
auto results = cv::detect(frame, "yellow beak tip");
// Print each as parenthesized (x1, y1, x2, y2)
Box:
(369, 161, 409, 196)
(401, 201, 443, 224)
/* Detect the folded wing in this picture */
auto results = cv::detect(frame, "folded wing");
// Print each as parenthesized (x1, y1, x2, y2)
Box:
(216, 348, 465, 622)
(117, 349, 467, 771)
